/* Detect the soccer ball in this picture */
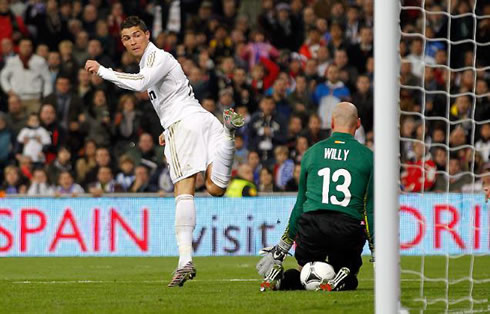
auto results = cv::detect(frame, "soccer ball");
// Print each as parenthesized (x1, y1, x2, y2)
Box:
(300, 262, 336, 291)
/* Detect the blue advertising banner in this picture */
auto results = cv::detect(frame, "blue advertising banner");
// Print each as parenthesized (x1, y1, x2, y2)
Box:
(0, 194, 488, 256)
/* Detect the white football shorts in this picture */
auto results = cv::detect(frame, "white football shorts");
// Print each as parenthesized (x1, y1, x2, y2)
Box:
(164, 111, 223, 184)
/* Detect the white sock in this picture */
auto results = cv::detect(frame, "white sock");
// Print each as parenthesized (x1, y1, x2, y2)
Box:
(175, 194, 196, 268)
(211, 130, 236, 189)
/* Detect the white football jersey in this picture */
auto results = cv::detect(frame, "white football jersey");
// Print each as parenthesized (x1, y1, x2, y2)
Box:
(97, 42, 208, 129)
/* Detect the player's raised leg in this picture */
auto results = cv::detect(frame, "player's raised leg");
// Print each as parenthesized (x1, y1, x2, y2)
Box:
(168, 176, 197, 287)
(205, 108, 244, 196)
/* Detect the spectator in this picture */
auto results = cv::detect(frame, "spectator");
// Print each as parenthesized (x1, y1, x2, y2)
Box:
(37, 0, 70, 51)
(476, 124, 490, 162)
(0, 37, 15, 69)
(128, 165, 156, 193)
(348, 26, 373, 74)
(258, 166, 277, 193)
(27, 168, 54, 196)
(0, 165, 27, 194)
(79, 89, 112, 147)
(76, 68, 93, 102)
(233, 134, 249, 169)
(112, 93, 142, 156)
(202, 97, 220, 119)
(327, 22, 346, 58)
(225, 164, 257, 197)
(345, 5, 360, 44)
(432, 147, 447, 172)
(16, 113, 51, 165)
(209, 24, 233, 59)
(269, 77, 292, 119)
(433, 156, 472, 193)
(475, 79, 490, 122)
(72, 31, 90, 66)
(46, 146, 71, 184)
(86, 38, 114, 70)
(81, 4, 98, 37)
(301, 113, 328, 146)
(352, 75, 374, 133)
(284, 163, 301, 192)
(82, 146, 112, 188)
(47, 51, 61, 86)
(75, 139, 97, 184)
(406, 38, 435, 79)
(0, 112, 11, 176)
(39, 103, 66, 164)
(249, 57, 280, 101)
(55, 170, 84, 196)
(299, 27, 324, 60)
(401, 142, 437, 192)
(150, 161, 174, 194)
(248, 96, 288, 164)
(268, 3, 303, 51)
(273, 145, 294, 191)
(313, 64, 351, 130)
(58, 40, 79, 83)
(316, 45, 331, 79)
(0, 0, 29, 44)
(115, 154, 135, 192)
(43, 74, 84, 150)
(334, 49, 358, 91)
(1, 38, 52, 114)
(246, 150, 261, 186)
(287, 75, 314, 116)
(88, 166, 123, 197)
(4, 94, 27, 137)
(126, 132, 164, 173)
(450, 95, 472, 133)
(242, 29, 279, 70)
(231, 67, 255, 110)
(291, 135, 310, 164)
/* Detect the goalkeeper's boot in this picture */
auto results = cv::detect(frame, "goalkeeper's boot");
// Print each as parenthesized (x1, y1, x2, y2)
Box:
(319, 267, 350, 291)
(223, 108, 245, 131)
(259, 264, 284, 292)
(168, 261, 197, 287)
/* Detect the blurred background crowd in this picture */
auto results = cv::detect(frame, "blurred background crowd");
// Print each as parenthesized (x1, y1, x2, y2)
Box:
(0, 0, 488, 197)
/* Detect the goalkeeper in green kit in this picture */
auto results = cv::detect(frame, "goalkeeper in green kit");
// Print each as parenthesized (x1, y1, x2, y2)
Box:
(256, 102, 374, 291)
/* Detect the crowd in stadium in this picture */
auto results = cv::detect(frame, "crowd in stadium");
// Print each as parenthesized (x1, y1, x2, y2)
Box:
(0, 0, 488, 196)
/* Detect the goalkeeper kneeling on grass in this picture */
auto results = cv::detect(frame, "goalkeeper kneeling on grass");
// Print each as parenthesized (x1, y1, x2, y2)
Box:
(256, 102, 374, 291)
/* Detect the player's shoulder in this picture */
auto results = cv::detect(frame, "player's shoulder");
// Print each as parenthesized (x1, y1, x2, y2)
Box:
(145, 43, 173, 67)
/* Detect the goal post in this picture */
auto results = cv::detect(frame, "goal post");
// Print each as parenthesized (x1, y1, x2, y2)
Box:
(374, 0, 401, 313)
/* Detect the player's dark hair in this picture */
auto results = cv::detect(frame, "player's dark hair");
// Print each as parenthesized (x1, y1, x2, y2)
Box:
(121, 16, 148, 32)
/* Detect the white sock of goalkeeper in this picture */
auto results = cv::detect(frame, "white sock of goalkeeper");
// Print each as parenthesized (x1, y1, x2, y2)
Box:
(211, 132, 236, 189)
(175, 194, 196, 269)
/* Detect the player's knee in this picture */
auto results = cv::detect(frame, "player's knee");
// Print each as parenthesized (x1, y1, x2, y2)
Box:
(205, 180, 226, 197)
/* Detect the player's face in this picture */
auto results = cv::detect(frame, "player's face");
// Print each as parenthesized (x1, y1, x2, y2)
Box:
(121, 26, 150, 58)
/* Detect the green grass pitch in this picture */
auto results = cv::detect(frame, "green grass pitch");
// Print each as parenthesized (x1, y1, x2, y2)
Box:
(0, 256, 488, 313)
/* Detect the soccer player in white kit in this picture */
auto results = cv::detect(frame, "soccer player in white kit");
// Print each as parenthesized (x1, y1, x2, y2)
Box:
(85, 16, 244, 287)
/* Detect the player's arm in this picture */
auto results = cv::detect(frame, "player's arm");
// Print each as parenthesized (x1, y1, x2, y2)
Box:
(364, 169, 375, 260)
(286, 157, 308, 240)
(86, 53, 170, 92)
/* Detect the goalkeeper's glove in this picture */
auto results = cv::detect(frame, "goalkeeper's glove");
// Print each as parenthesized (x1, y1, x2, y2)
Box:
(256, 237, 292, 278)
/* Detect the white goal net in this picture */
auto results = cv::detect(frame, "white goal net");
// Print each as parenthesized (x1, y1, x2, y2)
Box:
(398, 0, 490, 312)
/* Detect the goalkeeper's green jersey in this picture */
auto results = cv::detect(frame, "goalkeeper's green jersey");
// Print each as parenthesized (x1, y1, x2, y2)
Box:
(287, 132, 374, 241)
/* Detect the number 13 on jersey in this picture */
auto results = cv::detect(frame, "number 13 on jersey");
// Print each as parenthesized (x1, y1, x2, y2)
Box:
(318, 168, 352, 207)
